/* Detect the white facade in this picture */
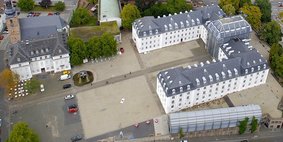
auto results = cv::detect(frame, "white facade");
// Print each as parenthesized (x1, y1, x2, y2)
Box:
(157, 68, 269, 114)
(10, 54, 71, 80)
(0, 14, 5, 31)
(132, 21, 207, 54)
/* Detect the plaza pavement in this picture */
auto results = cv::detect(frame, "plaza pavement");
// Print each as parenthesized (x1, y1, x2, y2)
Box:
(77, 76, 163, 139)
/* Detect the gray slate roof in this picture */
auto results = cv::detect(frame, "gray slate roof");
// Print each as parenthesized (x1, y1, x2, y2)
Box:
(158, 38, 268, 97)
(133, 4, 225, 38)
(19, 15, 67, 40)
(8, 32, 68, 65)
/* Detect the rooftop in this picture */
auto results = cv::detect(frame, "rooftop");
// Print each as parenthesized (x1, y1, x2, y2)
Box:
(99, 0, 121, 21)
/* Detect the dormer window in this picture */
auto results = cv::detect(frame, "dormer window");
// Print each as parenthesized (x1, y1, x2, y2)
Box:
(143, 32, 146, 37)
(221, 72, 225, 79)
(196, 78, 200, 86)
(174, 23, 178, 29)
(245, 69, 248, 74)
(169, 24, 172, 30)
(263, 64, 266, 69)
(187, 85, 190, 90)
(164, 25, 168, 31)
(202, 77, 206, 84)
(209, 75, 213, 82)
(234, 68, 238, 76)
(186, 20, 189, 27)
(180, 87, 183, 92)
(251, 67, 254, 72)
(215, 73, 219, 81)
(155, 29, 158, 34)
(17, 57, 20, 62)
(228, 70, 232, 77)
(258, 66, 261, 71)
(172, 89, 176, 94)
(36, 50, 39, 54)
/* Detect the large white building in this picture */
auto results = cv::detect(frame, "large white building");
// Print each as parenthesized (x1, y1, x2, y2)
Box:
(132, 5, 269, 114)
(7, 16, 71, 80)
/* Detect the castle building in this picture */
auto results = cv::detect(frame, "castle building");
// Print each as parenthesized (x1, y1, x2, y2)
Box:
(132, 5, 269, 113)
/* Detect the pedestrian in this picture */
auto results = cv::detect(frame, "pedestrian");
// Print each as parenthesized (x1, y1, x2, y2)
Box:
(124, 75, 126, 78)
(91, 83, 93, 86)
(130, 72, 131, 74)
(46, 124, 48, 128)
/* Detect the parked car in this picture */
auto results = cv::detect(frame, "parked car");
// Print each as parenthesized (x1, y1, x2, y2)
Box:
(2, 31, 9, 34)
(54, 12, 60, 15)
(64, 94, 75, 100)
(48, 13, 53, 16)
(134, 123, 139, 128)
(68, 104, 77, 109)
(63, 70, 71, 75)
(68, 108, 78, 113)
(63, 84, 72, 89)
(71, 135, 82, 142)
(40, 84, 45, 92)
(59, 74, 71, 81)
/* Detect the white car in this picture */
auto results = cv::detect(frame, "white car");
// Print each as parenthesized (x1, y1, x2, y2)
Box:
(40, 84, 45, 92)
(64, 94, 75, 100)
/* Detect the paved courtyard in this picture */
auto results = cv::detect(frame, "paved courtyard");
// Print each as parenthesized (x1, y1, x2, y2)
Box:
(77, 76, 163, 139)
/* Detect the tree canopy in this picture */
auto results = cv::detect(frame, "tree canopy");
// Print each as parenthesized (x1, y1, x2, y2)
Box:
(68, 33, 117, 66)
(219, 0, 240, 12)
(143, 0, 192, 17)
(260, 21, 282, 46)
(239, 117, 249, 134)
(87, 0, 97, 4)
(222, 4, 236, 16)
(135, 0, 157, 11)
(70, 8, 92, 27)
(18, 0, 34, 11)
(54, 1, 65, 11)
(250, 116, 258, 133)
(6, 122, 40, 142)
(255, 0, 271, 23)
(240, 5, 262, 31)
(121, 4, 141, 29)
(269, 43, 283, 78)
(39, 0, 52, 8)
(0, 68, 18, 94)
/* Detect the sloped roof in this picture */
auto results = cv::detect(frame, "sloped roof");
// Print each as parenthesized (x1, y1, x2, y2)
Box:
(8, 32, 68, 65)
(19, 15, 67, 40)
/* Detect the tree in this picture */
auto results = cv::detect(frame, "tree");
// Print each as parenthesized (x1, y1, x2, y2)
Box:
(219, 0, 240, 12)
(135, 0, 157, 11)
(240, 5, 262, 31)
(54, 1, 65, 11)
(100, 33, 117, 57)
(250, 116, 258, 133)
(39, 0, 52, 8)
(121, 4, 141, 29)
(239, 0, 252, 8)
(87, 36, 102, 59)
(68, 37, 87, 66)
(222, 4, 236, 16)
(260, 21, 281, 45)
(0, 68, 18, 94)
(24, 78, 40, 94)
(274, 55, 283, 78)
(87, 0, 97, 4)
(166, 0, 193, 14)
(17, 0, 34, 11)
(143, 2, 168, 17)
(7, 122, 39, 142)
(255, 0, 271, 23)
(239, 117, 249, 134)
(70, 8, 92, 27)
(178, 128, 185, 139)
(269, 43, 282, 70)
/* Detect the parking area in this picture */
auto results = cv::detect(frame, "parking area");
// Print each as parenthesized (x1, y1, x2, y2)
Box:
(77, 76, 163, 139)
(10, 96, 84, 142)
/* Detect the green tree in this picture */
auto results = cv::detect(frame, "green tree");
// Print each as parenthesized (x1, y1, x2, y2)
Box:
(17, 0, 34, 11)
(275, 55, 283, 78)
(219, 0, 240, 12)
(255, 0, 271, 23)
(100, 33, 117, 57)
(239, 0, 252, 8)
(54, 1, 65, 11)
(87, 36, 102, 59)
(222, 4, 236, 16)
(178, 128, 185, 139)
(6, 122, 39, 142)
(260, 21, 281, 45)
(121, 4, 141, 29)
(135, 0, 157, 11)
(70, 8, 92, 27)
(68, 37, 87, 65)
(143, 3, 168, 17)
(269, 43, 282, 71)
(240, 5, 262, 31)
(250, 116, 258, 133)
(166, 0, 193, 14)
(24, 78, 40, 94)
(239, 117, 249, 134)
(87, 0, 97, 4)
(39, 0, 52, 8)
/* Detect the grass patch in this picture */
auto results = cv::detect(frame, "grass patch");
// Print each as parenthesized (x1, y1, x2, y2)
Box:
(73, 71, 94, 86)
(70, 21, 120, 41)
(33, 5, 57, 12)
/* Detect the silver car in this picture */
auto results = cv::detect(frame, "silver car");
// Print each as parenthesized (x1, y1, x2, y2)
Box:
(64, 94, 75, 100)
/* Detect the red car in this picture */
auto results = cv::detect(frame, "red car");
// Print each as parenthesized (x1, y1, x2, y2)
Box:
(48, 13, 53, 16)
(68, 108, 78, 113)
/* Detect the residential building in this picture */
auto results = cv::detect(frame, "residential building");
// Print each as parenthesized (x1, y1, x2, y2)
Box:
(98, 0, 122, 27)
(132, 4, 225, 54)
(7, 16, 71, 80)
(33, 0, 64, 5)
(132, 5, 269, 113)
(169, 104, 262, 133)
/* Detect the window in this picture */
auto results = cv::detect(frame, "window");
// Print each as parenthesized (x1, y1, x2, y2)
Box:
(172, 100, 174, 103)
(179, 98, 182, 101)
(187, 96, 189, 99)
(171, 105, 174, 108)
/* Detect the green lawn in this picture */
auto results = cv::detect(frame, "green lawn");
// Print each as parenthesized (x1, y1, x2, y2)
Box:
(33, 5, 57, 12)
(70, 21, 120, 41)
